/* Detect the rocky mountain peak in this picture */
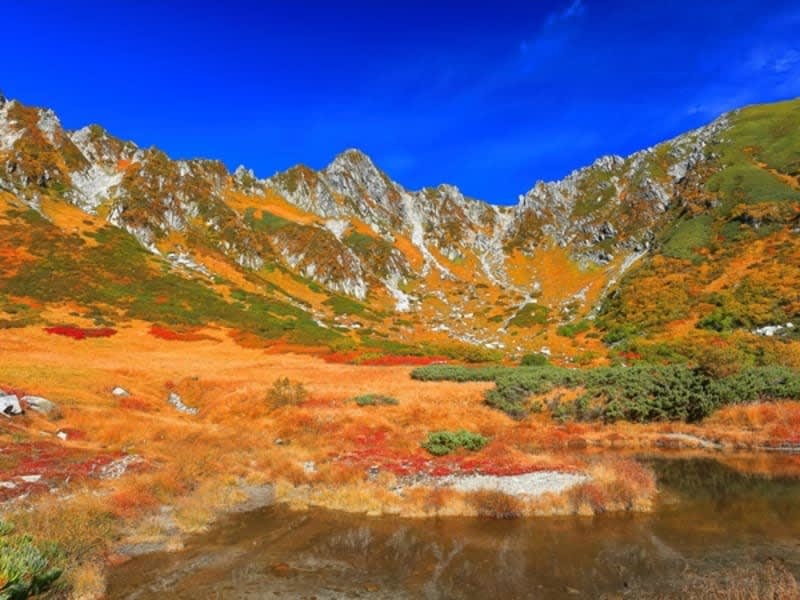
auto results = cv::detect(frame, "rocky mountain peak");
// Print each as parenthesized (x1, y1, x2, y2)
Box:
(0, 94, 798, 356)
(323, 148, 399, 202)
(326, 147, 374, 169)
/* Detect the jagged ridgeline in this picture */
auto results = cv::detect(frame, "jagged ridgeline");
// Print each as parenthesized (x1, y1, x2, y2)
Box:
(0, 93, 798, 361)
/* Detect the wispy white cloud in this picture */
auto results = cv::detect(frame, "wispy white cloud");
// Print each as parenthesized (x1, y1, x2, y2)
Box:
(745, 46, 800, 74)
(685, 40, 800, 119)
(771, 49, 800, 73)
(519, 0, 586, 60)
(546, 0, 586, 26)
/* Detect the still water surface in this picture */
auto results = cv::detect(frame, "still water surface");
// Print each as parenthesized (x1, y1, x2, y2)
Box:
(108, 457, 800, 599)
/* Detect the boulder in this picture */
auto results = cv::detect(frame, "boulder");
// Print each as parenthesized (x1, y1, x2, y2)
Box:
(0, 394, 23, 416)
(22, 395, 61, 418)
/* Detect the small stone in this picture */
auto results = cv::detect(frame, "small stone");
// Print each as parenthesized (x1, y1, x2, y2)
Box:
(274, 438, 288, 445)
(57, 431, 68, 441)
(302, 461, 317, 474)
(19, 474, 42, 483)
(112, 386, 130, 397)
(0, 481, 17, 489)
(167, 392, 198, 415)
(98, 455, 141, 480)
(367, 465, 380, 481)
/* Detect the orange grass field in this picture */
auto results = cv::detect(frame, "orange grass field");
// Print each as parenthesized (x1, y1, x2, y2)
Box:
(2, 322, 800, 595)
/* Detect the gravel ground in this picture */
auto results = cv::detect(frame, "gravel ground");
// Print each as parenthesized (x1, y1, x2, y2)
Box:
(437, 471, 588, 497)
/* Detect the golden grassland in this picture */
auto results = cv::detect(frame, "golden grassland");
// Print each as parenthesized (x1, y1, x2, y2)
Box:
(1, 323, 800, 596)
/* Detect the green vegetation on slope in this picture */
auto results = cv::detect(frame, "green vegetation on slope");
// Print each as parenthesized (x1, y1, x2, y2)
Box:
(412, 364, 800, 423)
(0, 210, 339, 345)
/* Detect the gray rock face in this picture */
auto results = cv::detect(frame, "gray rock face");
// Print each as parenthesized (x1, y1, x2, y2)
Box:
(22, 395, 60, 418)
(0, 394, 23, 416)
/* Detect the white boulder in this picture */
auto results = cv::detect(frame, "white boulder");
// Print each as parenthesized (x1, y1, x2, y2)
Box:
(22, 395, 60, 418)
(0, 394, 23, 416)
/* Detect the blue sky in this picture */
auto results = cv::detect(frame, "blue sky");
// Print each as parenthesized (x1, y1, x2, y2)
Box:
(2, 1, 800, 204)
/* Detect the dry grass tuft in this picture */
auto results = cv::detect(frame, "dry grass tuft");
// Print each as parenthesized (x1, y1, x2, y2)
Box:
(67, 560, 106, 600)
(466, 489, 524, 519)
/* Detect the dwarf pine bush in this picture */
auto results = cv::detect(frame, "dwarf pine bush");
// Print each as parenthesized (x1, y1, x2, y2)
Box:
(422, 430, 489, 456)
(415, 364, 800, 423)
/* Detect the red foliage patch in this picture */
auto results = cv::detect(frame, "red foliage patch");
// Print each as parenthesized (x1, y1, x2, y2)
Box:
(770, 423, 800, 445)
(110, 488, 159, 518)
(119, 396, 153, 412)
(322, 351, 360, 364)
(58, 428, 87, 441)
(331, 427, 553, 478)
(148, 324, 215, 342)
(0, 441, 123, 502)
(44, 326, 117, 340)
(302, 397, 340, 409)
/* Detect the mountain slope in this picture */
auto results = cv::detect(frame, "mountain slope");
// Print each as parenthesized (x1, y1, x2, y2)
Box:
(0, 91, 798, 364)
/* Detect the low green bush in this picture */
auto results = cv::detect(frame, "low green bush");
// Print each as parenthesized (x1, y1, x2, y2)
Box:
(507, 304, 549, 328)
(422, 430, 489, 456)
(411, 365, 510, 382)
(353, 393, 398, 406)
(556, 320, 592, 338)
(661, 215, 713, 262)
(0, 522, 62, 600)
(520, 353, 550, 366)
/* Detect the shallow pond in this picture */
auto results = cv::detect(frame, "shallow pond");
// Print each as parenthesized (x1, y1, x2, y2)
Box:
(107, 456, 800, 599)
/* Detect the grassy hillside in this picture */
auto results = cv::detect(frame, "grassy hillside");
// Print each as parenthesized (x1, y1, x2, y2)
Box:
(595, 99, 800, 368)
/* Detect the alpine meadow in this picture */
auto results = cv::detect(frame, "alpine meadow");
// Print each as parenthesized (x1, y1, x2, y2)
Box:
(2, 2, 800, 598)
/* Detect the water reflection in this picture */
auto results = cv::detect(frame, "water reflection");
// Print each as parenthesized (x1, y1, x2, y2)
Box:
(108, 457, 800, 599)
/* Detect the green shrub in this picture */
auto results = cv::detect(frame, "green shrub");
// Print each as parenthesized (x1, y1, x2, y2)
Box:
(244, 207, 290, 233)
(706, 163, 800, 210)
(266, 377, 308, 409)
(520, 353, 549, 366)
(556, 320, 592, 338)
(413, 362, 800, 424)
(324, 295, 373, 318)
(711, 366, 800, 404)
(411, 365, 510, 382)
(0, 523, 62, 600)
(662, 215, 713, 262)
(601, 323, 640, 345)
(697, 308, 747, 332)
(353, 393, 398, 406)
(507, 303, 549, 328)
(422, 430, 489, 456)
